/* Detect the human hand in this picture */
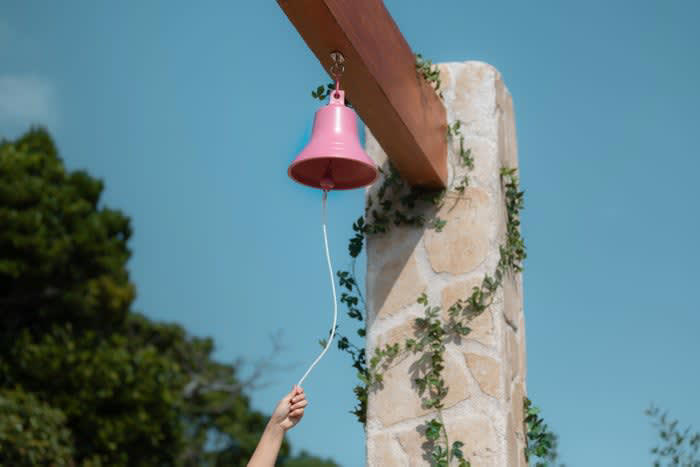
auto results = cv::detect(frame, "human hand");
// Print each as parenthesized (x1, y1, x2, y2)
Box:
(248, 386, 307, 466)
(269, 385, 308, 432)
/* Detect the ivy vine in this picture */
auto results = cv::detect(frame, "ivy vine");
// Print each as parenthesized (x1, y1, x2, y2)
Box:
(415, 53, 443, 98)
(524, 397, 563, 466)
(310, 54, 558, 466)
(312, 82, 353, 108)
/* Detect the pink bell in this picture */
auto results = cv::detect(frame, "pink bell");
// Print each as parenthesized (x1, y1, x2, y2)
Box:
(288, 89, 377, 190)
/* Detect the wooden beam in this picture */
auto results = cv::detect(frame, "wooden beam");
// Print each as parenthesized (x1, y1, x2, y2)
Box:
(278, 0, 447, 189)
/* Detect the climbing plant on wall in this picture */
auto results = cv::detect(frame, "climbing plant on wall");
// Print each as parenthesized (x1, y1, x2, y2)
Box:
(312, 55, 559, 466)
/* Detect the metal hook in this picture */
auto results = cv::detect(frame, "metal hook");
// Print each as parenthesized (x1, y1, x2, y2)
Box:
(330, 51, 345, 80)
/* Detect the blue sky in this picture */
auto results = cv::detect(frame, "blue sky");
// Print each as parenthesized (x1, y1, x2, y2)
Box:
(2, 1, 699, 465)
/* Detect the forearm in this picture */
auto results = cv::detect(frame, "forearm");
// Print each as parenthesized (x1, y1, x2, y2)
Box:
(247, 422, 285, 467)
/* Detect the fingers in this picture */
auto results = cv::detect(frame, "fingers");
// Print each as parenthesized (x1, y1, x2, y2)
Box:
(287, 385, 303, 399)
(288, 385, 307, 421)
(290, 393, 305, 403)
(285, 385, 301, 401)
(282, 385, 305, 415)
(290, 389, 306, 405)
(290, 399, 308, 411)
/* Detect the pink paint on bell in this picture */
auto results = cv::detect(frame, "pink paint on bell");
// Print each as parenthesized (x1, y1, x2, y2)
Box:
(288, 90, 378, 190)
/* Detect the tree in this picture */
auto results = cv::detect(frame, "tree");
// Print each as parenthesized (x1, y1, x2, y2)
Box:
(0, 128, 337, 466)
(282, 450, 339, 467)
(0, 389, 74, 465)
(647, 405, 700, 467)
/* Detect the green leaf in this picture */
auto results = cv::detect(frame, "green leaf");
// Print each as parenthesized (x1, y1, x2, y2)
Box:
(425, 419, 442, 441)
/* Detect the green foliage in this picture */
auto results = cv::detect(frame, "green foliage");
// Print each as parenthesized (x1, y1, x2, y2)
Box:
(367, 164, 446, 233)
(425, 419, 442, 442)
(336, 262, 370, 423)
(411, 296, 448, 410)
(311, 83, 334, 101)
(431, 217, 447, 232)
(282, 450, 339, 467)
(500, 168, 526, 273)
(348, 217, 365, 258)
(415, 53, 443, 98)
(311, 82, 352, 107)
(6, 323, 185, 465)
(0, 128, 334, 466)
(646, 405, 700, 467)
(0, 128, 167, 464)
(447, 121, 474, 194)
(450, 440, 470, 467)
(446, 120, 461, 138)
(426, 419, 449, 467)
(420, 417, 469, 467)
(0, 128, 135, 344)
(524, 398, 562, 467)
(0, 389, 74, 465)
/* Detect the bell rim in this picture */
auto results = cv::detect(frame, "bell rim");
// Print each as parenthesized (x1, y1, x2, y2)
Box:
(287, 157, 378, 190)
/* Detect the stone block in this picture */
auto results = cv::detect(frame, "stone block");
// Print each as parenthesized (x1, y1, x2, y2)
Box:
(367, 432, 407, 466)
(453, 63, 500, 142)
(425, 187, 492, 274)
(503, 273, 522, 329)
(511, 382, 525, 437)
(496, 78, 518, 171)
(506, 412, 521, 467)
(505, 328, 520, 383)
(437, 63, 454, 93)
(371, 252, 427, 319)
(464, 353, 501, 399)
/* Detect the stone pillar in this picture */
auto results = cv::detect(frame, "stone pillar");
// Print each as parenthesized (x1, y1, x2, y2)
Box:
(364, 62, 526, 466)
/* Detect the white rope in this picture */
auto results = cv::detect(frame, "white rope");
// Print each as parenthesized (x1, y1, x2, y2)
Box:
(297, 190, 338, 387)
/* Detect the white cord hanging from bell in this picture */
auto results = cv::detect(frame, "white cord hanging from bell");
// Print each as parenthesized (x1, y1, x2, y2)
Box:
(297, 190, 337, 387)
(289, 51, 378, 386)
